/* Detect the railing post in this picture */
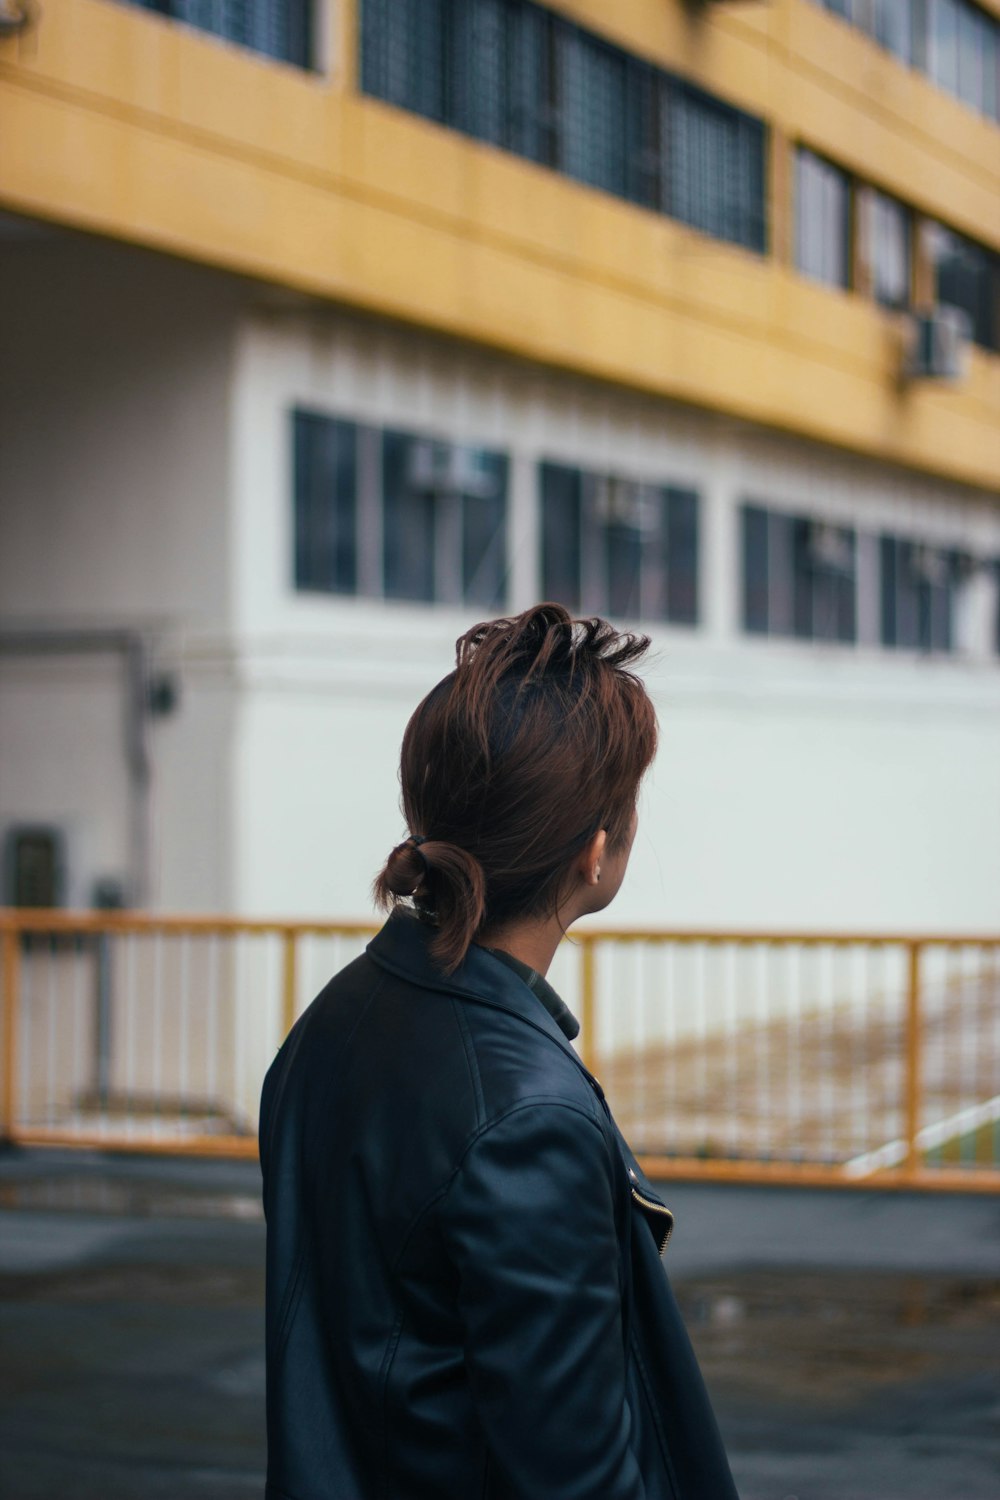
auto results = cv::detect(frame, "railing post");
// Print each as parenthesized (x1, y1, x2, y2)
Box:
(580, 937, 597, 1077)
(2, 926, 21, 1142)
(904, 941, 922, 1176)
(281, 930, 299, 1039)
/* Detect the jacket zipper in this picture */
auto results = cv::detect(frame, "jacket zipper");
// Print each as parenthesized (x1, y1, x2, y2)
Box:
(628, 1172, 674, 1254)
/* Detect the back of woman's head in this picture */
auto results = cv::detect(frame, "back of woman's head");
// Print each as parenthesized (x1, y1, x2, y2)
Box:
(373, 603, 658, 973)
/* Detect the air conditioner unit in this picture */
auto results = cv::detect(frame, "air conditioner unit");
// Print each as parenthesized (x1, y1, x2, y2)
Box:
(909, 545, 950, 586)
(406, 441, 497, 499)
(592, 476, 658, 532)
(904, 307, 970, 382)
(805, 521, 854, 575)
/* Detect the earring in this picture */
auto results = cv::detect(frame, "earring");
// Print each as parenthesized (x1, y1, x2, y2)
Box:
(596, 866, 601, 881)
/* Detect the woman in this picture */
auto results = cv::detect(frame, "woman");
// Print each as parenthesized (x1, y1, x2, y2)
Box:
(260, 604, 739, 1500)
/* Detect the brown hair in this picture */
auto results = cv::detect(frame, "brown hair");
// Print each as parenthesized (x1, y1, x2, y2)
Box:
(373, 603, 657, 973)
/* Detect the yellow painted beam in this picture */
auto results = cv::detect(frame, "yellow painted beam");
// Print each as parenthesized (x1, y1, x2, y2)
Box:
(1, 73, 998, 491)
(1, 0, 998, 492)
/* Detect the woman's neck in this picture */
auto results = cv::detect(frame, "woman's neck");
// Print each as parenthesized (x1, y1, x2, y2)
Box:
(480, 915, 566, 977)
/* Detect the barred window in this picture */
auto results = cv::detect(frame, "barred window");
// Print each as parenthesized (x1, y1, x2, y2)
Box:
(359, 0, 768, 254)
(128, 0, 311, 67)
(669, 84, 767, 252)
(742, 504, 857, 643)
(294, 411, 509, 609)
(540, 463, 699, 624)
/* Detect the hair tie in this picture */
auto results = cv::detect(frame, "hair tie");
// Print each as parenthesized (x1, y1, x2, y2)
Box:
(404, 833, 430, 881)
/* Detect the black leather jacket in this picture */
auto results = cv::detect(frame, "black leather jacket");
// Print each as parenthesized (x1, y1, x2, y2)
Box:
(260, 910, 740, 1500)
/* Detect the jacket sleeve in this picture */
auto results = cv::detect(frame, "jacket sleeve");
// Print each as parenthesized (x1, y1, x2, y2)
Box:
(440, 1099, 646, 1500)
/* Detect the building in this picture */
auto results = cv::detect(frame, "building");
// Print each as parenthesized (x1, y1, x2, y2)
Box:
(1, 0, 999, 935)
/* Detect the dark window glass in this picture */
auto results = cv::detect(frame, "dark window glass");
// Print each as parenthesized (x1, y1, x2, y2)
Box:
(293, 412, 358, 593)
(933, 226, 998, 352)
(132, 0, 311, 67)
(542, 465, 699, 622)
(625, 62, 663, 211)
(668, 83, 766, 252)
(598, 482, 644, 618)
(382, 431, 437, 602)
(792, 520, 856, 642)
(452, 0, 508, 147)
(462, 453, 509, 608)
(557, 27, 628, 197)
(359, 0, 768, 254)
(361, 0, 447, 120)
(665, 487, 699, 625)
(742, 505, 770, 634)
(541, 462, 582, 610)
(880, 534, 957, 651)
(507, 3, 557, 165)
(743, 504, 856, 643)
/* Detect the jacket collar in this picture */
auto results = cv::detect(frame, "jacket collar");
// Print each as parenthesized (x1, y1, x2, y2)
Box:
(366, 909, 594, 1084)
(367, 909, 673, 1246)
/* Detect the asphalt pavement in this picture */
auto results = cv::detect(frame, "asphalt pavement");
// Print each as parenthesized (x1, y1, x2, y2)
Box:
(0, 1148, 997, 1500)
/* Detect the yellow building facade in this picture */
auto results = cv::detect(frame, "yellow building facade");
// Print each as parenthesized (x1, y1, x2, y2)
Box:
(1, 0, 999, 937)
(1, 0, 998, 490)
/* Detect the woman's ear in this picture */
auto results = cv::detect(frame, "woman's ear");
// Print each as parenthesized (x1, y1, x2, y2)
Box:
(578, 829, 607, 888)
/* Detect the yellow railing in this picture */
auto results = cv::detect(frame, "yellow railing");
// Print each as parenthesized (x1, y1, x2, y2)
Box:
(1, 911, 998, 1191)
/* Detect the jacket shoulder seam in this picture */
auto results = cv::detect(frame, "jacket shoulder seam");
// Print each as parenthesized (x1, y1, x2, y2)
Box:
(391, 1096, 612, 1276)
(450, 995, 486, 1129)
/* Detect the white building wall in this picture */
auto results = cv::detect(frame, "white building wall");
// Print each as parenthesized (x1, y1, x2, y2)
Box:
(1, 240, 998, 933)
(0, 233, 246, 909)
(228, 310, 1000, 931)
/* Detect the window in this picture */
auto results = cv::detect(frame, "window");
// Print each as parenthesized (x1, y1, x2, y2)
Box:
(128, 0, 312, 67)
(930, 225, 999, 351)
(668, 83, 767, 252)
(871, 0, 915, 62)
(742, 504, 857, 643)
(868, 190, 911, 309)
(360, 0, 768, 254)
(540, 464, 699, 624)
(796, 150, 852, 290)
(880, 535, 961, 651)
(293, 411, 509, 608)
(814, 0, 1000, 125)
(294, 413, 358, 594)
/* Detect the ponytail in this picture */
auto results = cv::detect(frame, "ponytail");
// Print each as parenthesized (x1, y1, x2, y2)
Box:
(373, 835, 487, 975)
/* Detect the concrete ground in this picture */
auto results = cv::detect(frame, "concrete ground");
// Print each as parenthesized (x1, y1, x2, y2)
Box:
(0, 1149, 997, 1500)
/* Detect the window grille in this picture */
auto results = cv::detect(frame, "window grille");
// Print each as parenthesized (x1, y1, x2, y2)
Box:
(129, 0, 311, 67)
(540, 463, 699, 625)
(359, 0, 768, 255)
(668, 83, 764, 251)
